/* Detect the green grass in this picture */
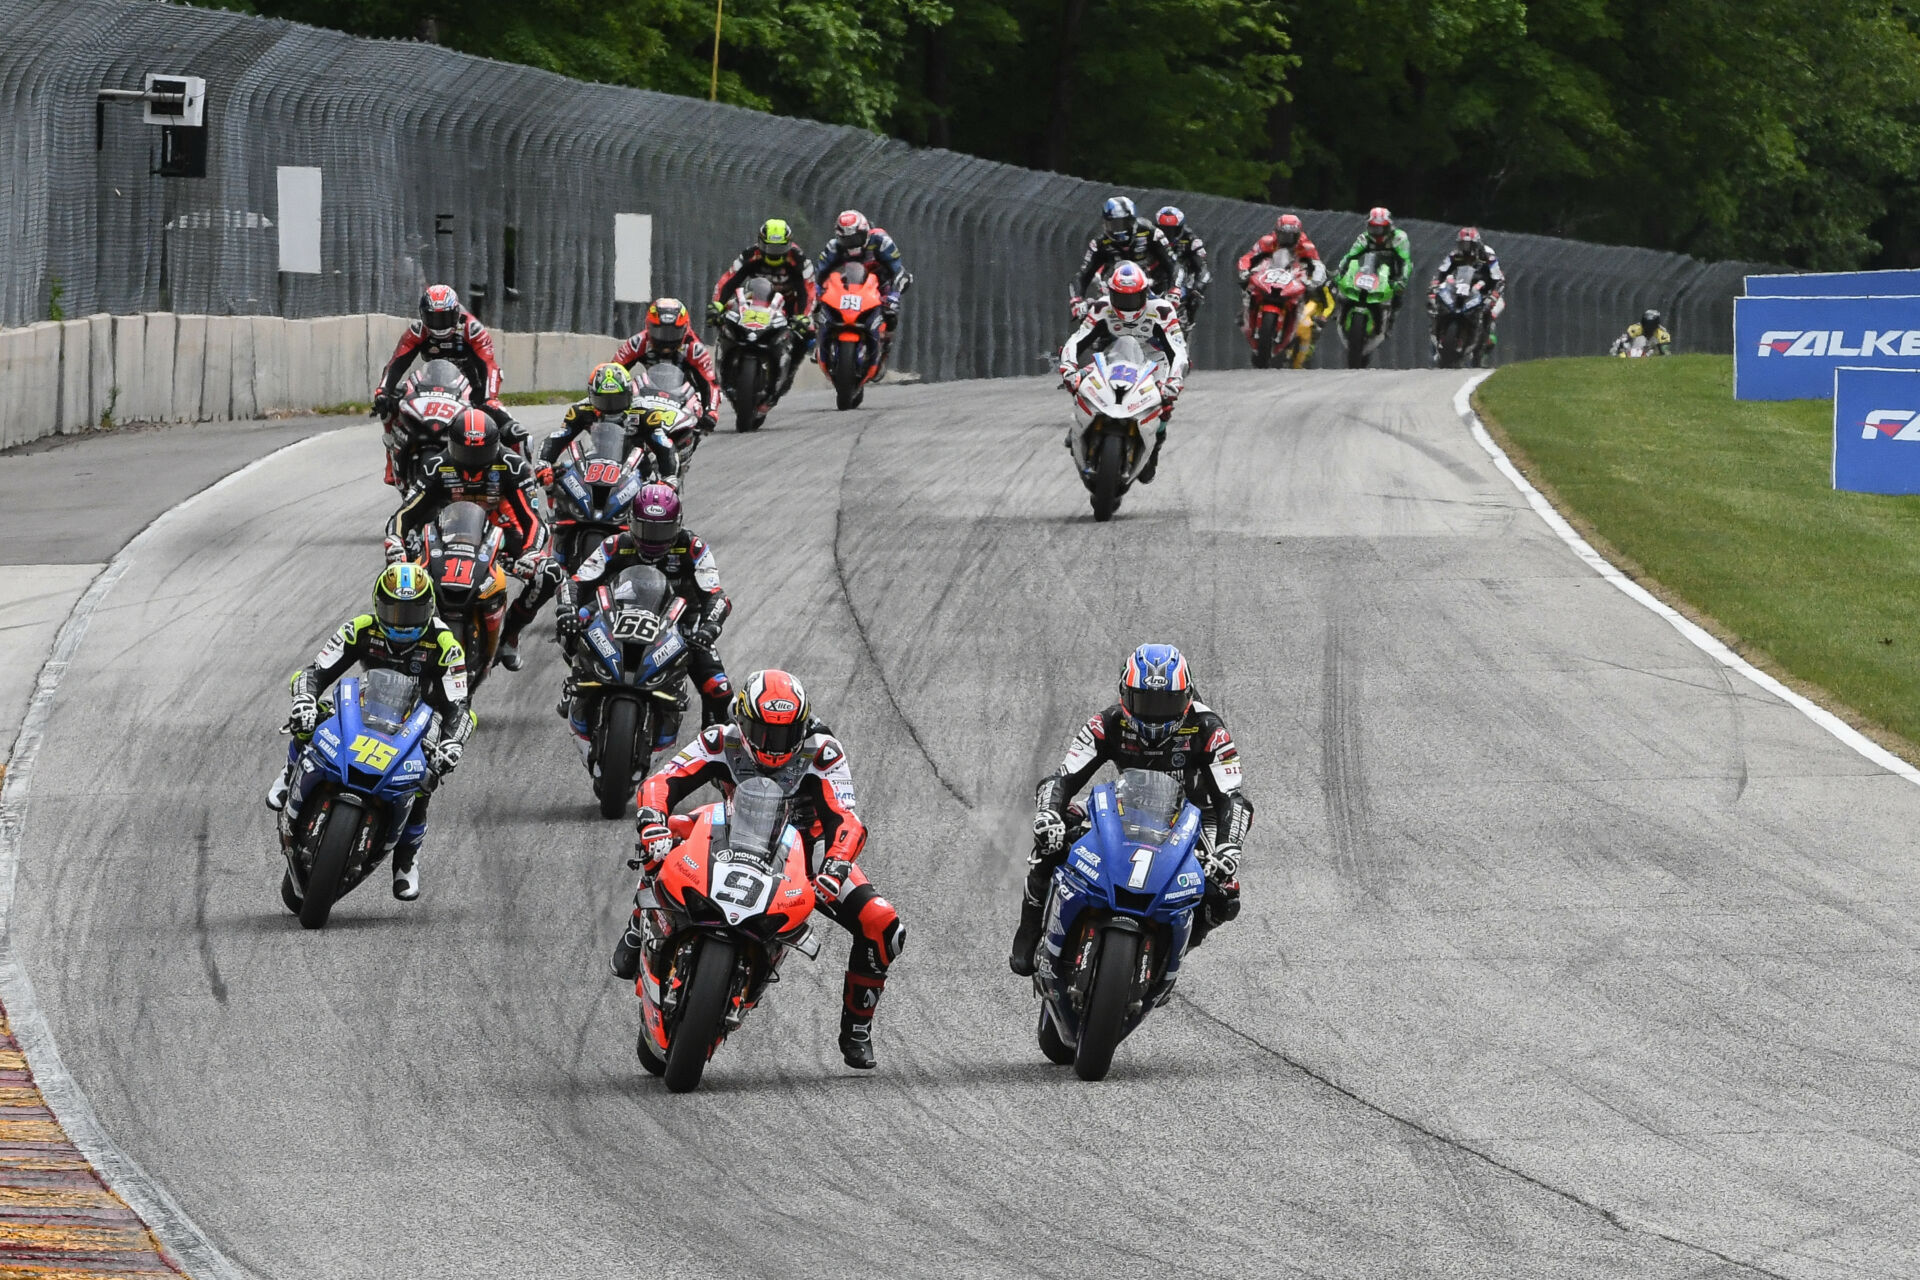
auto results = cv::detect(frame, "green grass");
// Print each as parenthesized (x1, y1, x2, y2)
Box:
(310, 390, 576, 416)
(1475, 354, 1920, 753)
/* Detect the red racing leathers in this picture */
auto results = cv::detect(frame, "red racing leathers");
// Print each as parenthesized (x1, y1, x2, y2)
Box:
(377, 311, 526, 449)
(635, 722, 904, 1036)
(612, 332, 722, 429)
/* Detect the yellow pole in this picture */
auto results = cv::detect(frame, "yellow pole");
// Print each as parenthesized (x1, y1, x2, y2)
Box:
(709, 0, 723, 102)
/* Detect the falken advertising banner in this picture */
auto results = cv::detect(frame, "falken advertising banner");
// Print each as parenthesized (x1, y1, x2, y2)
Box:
(1747, 269, 1920, 298)
(1733, 295, 1920, 400)
(1833, 367, 1920, 494)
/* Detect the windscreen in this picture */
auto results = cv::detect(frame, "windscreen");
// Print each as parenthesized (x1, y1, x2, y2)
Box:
(744, 277, 776, 305)
(1115, 769, 1182, 845)
(360, 669, 420, 735)
(839, 262, 869, 286)
(416, 359, 468, 395)
(641, 363, 687, 394)
(435, 500, 488, 548)
(1106, 336, 1150, 368)
(610, 565, 672, 614)
(728, 776, 787, 861)
(583, 421, 627, 462)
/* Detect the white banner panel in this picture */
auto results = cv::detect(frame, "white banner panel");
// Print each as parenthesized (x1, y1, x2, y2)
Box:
(276, 166, 322, 274)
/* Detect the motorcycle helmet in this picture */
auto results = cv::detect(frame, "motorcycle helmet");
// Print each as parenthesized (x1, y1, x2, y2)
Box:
(1366, 206, 1395, 247)
(1273, 214, 1304, 250)
(835, 210, 871, 250)
(1642, 308, 1662, 331)
(631, 482, 682, 559)
(1156, 206, 1186, 236)
(421, 285, 462, 337)
(1102, 196, 1138, 243)
(372, 562, 435, 648)
(447, 407, 499, 472)
(1107, 261, 1150, 318)
(1118, 643, 1193, 747)
(1457, 226, 1483, 257)
(587, 362, 635, 415)
(645, 299, 690, 354)
(759, 218, 793, 258)
(734, 669, 810, 768)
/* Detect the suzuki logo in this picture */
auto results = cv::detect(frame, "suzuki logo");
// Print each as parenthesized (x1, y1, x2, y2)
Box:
(1756, 330, 1920, 357)
(1861, 409, 1920, 440)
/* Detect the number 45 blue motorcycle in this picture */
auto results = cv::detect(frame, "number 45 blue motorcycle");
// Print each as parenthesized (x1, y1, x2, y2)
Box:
(1033, 769, 1207, 1081)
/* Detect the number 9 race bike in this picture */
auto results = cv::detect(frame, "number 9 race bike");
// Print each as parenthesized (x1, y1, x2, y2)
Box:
(713, 278, 792, 433)
(1334, 249, 1398, 369)
(418, 501, 510, 694)
(631, 775, 825, 1092)
(277, 670, 435, 930)
(562, 565, 695, 818)
(1032, 769, 1208, 1081)
(1062, 335, 1169, 523)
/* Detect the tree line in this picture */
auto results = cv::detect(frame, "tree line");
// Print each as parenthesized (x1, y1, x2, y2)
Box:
(192, 0, 1920, 270)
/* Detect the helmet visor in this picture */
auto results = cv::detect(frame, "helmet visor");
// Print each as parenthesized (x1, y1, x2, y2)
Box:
(1111, 284, 1147, 316)
(742, 715, 805, 763)
(424, 308, 459, 335)
(646, 321, 683, 349)
(449, 437, 496, 470)
(1122, 684, 1190, 726)
(635, 513, 680, 554)
(590, 386, 633, 414)
(1104, 216, 1134, 239)
(376, 593, 433, 644)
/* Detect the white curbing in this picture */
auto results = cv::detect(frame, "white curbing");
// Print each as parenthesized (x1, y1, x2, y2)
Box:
(1455, 370, 1920, 787)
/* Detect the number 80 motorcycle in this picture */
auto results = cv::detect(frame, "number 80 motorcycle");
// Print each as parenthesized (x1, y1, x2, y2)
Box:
(630, 776, 824, 1093)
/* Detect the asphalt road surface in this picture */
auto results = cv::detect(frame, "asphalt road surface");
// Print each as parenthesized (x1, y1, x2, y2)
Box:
(14, 373, 1920, 1279)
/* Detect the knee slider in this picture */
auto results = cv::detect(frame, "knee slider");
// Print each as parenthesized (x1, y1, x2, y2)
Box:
(848, 886, 904, 967)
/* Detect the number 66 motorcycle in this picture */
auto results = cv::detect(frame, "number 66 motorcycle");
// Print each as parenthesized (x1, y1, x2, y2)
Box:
(630, 775, 824, 1092)
(1032, 769, 1207, 1081)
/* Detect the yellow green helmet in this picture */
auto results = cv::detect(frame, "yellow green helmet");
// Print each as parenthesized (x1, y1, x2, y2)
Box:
(588, 362, 634, 414)
(759, 218, 792, 256)
(373, 562, 434, 646)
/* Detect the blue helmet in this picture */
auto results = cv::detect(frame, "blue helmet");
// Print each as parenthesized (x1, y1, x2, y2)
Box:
(1119, 643, 1193, 745)
(1102, 195, 1138, 241)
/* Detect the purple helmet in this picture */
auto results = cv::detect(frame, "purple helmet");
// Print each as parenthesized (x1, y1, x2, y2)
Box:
(632, 483, 682, 558)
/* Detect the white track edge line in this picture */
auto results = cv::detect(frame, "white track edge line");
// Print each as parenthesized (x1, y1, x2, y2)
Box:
(1454, 370, 1920, 787)
(0, 428, 352, 1280)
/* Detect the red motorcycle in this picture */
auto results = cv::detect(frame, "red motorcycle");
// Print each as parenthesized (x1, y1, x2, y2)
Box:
(379, 359, 472, 488)
(1243, 263, 1310, 369)
(417, 501, 510, 695)
(815, 263, 890, 411)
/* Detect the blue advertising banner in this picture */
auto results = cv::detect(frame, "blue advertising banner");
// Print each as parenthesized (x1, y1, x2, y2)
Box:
(1747, 269, 1920, 297)
(1834, 367, 1920, 494)
(1733, 295, 1920, 400)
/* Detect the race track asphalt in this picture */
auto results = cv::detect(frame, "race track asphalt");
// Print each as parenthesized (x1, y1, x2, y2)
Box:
(13, 373, 1920, 1280)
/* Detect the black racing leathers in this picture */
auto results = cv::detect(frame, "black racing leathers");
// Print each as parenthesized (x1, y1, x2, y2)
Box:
(1072, 220, 1186, 302)
(387, 450, 556, 645)
(540, 401, 680, 486)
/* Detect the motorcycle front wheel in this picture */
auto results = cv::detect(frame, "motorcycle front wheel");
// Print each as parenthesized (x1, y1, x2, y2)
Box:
(1074, 927, 1142, 1081)
(1253, 311, 1277, 369)
(831, 342, 863, 411)
(664, 935, 738, 1093)
(299, 801, 361, 931)
(1090, 432, 1126, 522)
(594, 699, 642, 819)
(1343, 309, 1373, 369)
(733, 357, 763, 433)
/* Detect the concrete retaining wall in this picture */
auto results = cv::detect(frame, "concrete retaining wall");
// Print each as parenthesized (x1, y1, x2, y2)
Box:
(0, 313, 628, 450)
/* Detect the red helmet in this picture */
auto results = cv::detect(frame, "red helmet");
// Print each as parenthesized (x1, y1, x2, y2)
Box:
(1108, 261, 1150, 317)
(447, 407, 498, 471)
(421, 285, 461, 336)
(733, 669, 810, 768)
(835, 210, 871, 249)
(645, 298, 690, 351)
(1273, 214, 1303, 249)
(1366, 207, 1394, 245)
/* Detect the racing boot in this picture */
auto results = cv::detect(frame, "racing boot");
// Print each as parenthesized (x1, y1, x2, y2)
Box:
(495, 630, 524, 672)
(610, 910, 646, 982)
(839, 971, 884, 1070)
(392, 812, 426, 901)
(1008, 891, 1046, 976)
(265, 770, 290, 813)
(1137, 428, 1167, 485)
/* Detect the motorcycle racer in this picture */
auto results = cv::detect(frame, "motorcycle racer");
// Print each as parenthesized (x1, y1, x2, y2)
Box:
(265, 563, 472, 902)
(710, 219, 819, 400)
(1427, 227, 1506, 364)
(618, 671, 905, 1071)
(1336, 207, 1414, 312)
(1610, 309, 1673, 356)
(1155, 206, 1211, 325)
(1071, 196, 1185, 316)
(539, 363, 682, 487)
(814, 210, 908, 348)
(386, 408, 559, 672)
(555, 482, 733, 745)
(374, 285, 528, 451)
(1009, 644, 1251, 976)
(1058, 261, 1190, 484)
(612, 299, 721, 433)
(1237, 213, 1334, 367)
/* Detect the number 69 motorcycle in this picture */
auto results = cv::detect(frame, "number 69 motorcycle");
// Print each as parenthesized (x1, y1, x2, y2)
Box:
(1032, 769, 1207, 1081)
(631, 775, 824, 1093)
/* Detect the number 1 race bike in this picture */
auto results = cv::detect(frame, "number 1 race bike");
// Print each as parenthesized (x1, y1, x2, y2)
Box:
(631, 362, 706, 479)
(1032, 770, 1208, 1081)
(1429, 262, 1490, 368)
(546, 422, 650, 573)
(713, 278, 793, 433)
(631, 775, 825, 1092)
(1334, 250, 1398, 369)
(562, 565, 695, 818)
(815, 262, 890, 411)
(380, 359, 472, 489)
(1062, 336, 1168, 523)
(418, 501, 510, 694)
(277, 671, 435, 930)
(1243, 261, 1311, 369)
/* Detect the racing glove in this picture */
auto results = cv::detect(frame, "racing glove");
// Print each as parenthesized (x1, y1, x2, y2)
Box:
(286, 693, 319, 737)
(382, 534, 409, 565)
(634, 807, 673, 871)
(706, 300, 726, 323)
(688, 618, 722, 651)
(813, 858, 856, 904)
(428, 738, 464, 776)
(1202, 878, 1241, 930)
(1202, 842, 1241, 883)
(1032, 809, 1067, 861)
(372, 388, 396, 417)
(1164, 375, 1185, 400)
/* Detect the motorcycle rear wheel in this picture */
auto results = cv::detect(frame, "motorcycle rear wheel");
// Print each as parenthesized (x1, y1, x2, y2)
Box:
(1253, 312, 1277, 369)
(664, 936, 737, 1093)
(299, 803, 360, 931)
(594, 700, 642, 819)
(734, 358, 763, 433)
(1090, 432, 1125, 523)
(1074, 927, 1142, 1081)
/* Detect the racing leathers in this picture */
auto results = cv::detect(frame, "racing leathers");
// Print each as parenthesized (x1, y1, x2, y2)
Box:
(279, 615, 472, 881)
(1163, 223, 1212, 324)
(712, 245, 819, 399)
(1237, 231, 1334, 359)
(1610, 322, 1672, 356)
(814, 226, 907, 317)
(1011, 700, 1252, 973)
(376, 311, 526, 451)
(556, 527, 733, 735)
(539, 399, 681, 488)
(1058, 295, 1190, 481)
(386, 449, 559, 653)
(1427, 247, 1507, 362)
(1336, 228, 1415, 309)
(612, 331, 722, 432)
(1071, 220, 1186, 313)
(623, 722, 906, 1064)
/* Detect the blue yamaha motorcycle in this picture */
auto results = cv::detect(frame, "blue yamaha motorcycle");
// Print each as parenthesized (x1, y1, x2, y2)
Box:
(277, 669, 434, 929)
(1034, 769, 1207, 1080)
